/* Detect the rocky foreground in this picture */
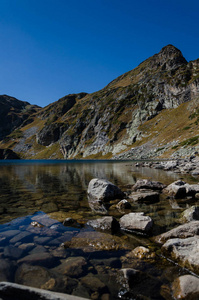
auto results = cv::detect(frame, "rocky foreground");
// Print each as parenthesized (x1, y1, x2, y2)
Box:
(86, 177, 199, 299)
(1, 175, 199, 299)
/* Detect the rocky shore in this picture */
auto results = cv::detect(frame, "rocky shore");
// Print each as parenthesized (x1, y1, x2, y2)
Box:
(134, 155, 199, 176)
(86, 177, 199, 299)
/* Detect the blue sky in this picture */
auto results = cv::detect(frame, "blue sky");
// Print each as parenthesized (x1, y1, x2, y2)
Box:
(0, 0, 198, 107)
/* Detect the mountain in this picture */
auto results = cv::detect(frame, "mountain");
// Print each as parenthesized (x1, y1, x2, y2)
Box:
(0, 45, 199, 159)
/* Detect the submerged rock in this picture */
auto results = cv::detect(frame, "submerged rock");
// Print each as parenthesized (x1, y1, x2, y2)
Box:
(120, 212, 153, 234)
(52, 256, 87, 277)
(64, 231, 131, 252)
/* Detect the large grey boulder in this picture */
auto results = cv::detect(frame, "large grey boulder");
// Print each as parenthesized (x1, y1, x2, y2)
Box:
(162, 236, 199, 273)
(163, 180, 187, 198)
(154, 221, 199, 244)
(120, 212, 153, 234)
(87, 178, 125, 202)
(172, 274, 199, 300)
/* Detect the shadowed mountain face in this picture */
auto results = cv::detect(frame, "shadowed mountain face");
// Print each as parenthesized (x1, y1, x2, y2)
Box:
(0, 95, 40, 140)
(0, 45, 199, 159)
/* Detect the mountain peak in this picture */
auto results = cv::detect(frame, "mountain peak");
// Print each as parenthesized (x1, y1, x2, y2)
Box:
(157, 44, 187, 68)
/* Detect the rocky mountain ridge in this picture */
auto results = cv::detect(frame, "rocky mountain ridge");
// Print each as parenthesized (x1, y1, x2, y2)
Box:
(0, 45, 198, 159)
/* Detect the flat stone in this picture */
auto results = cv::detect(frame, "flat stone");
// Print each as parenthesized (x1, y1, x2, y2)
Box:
(9, 231, 33, 244)
(132, 179, 166, 191)
(0, 230, 20, 239)
(129, 190, 159, 203)
(120, 212, 153, 234)
(31, 214, 59, 227)
(18, 252, 55, 267)
(64, 231, 131, 252)
(154, 221, 199, 244)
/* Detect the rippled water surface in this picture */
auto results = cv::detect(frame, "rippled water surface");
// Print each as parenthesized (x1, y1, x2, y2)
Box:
(0, 160, 197, 299)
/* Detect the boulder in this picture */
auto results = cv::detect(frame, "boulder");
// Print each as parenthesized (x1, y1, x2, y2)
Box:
(154, 221, 199, 244)
(185, 184, 199, 197)
(118, 268, 162, 299)
(87, 216, 120, 234)
(120, 212, 153, 234)
(128, 190, 159, 203)
(87, 178, 125, 202)
(180, 206, 199, 222)
(163, 180, 187, 198)
(162, 236, 199, 273)
(132, 179, 166, 191)
(172, 274, 199, 300)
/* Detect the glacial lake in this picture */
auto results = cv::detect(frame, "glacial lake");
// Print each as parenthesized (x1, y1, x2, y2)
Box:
(0, 160, 198, 299)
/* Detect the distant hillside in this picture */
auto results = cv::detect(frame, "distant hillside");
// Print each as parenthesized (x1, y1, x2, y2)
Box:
(0, 45, 198, 159)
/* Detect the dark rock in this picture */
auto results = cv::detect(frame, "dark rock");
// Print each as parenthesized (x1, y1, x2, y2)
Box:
(0, 148, 20, 159)
(52, 256, 87, 277)
(4, 245, 24, 259)
(116, 199, 131, 210)
(18, 252, 55, 267)
(87, 216, 120, 234)
(120, 212, 153, 234)
(0, 259, 15, 281)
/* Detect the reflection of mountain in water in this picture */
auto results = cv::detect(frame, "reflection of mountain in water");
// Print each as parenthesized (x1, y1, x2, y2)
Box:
(0, 161, 182, 223)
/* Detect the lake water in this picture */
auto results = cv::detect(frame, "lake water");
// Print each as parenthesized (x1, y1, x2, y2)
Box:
(0, 160, 198, 299)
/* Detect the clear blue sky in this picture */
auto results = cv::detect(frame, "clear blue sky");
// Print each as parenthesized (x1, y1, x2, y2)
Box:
(0, 0, 198, 107)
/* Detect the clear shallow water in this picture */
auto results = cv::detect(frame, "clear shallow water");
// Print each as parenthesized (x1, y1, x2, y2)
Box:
(0, 160, 198, 299)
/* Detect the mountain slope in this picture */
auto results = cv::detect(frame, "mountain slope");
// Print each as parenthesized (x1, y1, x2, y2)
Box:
(0, 45, 199, 159)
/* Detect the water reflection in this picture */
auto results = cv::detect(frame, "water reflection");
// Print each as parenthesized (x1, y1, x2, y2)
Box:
(0, 160, 193, 224)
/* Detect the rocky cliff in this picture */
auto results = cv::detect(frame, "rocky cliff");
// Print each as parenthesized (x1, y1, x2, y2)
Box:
(0, 45, 199, 159)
